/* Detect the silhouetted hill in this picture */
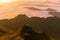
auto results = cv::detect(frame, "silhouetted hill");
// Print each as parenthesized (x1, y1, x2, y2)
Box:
(46, 8, 60, 18)
(10, 14, 29, 30)
(0, 14, 29, 31)
(19, 25, 50, 40)
(49, 11, 60, 18)
(0, 14, 60, 40)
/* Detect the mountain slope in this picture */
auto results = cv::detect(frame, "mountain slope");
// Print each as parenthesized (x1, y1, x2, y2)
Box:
(0, 14, 60, 40)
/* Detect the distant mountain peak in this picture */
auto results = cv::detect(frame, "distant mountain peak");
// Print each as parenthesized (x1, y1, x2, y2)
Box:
(49, 11, 60, 18)
(15, 14, 29, 19)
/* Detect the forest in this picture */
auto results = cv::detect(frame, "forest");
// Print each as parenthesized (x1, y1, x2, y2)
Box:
(0, 14, 59, 40)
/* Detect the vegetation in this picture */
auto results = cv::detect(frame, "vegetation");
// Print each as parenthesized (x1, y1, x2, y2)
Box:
(20, 25, 50, 40)
(0, 14, 59, 40)
(8, 25, 50, 40)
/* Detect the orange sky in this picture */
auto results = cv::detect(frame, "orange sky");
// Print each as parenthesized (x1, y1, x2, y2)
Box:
(0, 0, 59, 19)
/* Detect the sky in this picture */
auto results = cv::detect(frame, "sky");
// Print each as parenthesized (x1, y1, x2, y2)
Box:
(0, 0, 59, 19)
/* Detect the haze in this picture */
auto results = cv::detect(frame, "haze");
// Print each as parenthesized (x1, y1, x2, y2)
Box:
(0, 0, 60, 19)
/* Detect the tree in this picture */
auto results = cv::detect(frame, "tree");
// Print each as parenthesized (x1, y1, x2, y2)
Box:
(20, 25, 50, 40)
(0, 28, 7, 36)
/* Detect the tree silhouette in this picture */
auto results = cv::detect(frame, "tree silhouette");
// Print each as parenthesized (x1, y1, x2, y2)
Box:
(0, 28, 7, 36)
(0, 14, 60, 39)
(20, 25, 50, 40)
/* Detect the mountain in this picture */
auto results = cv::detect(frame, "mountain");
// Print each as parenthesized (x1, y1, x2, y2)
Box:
(0, 14, 29, 31)
(46, 8, 60, 18)
(49, 11, 60, 18)
(0, 14, 60, 40)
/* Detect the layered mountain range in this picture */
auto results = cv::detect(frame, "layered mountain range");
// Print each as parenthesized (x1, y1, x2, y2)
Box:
(0, 14, 60, 40)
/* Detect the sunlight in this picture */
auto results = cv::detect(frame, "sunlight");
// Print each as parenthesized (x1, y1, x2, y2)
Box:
(0, 0, 12, 3)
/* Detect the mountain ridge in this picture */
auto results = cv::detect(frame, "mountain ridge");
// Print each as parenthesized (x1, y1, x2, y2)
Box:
(0, 14, 60, 40)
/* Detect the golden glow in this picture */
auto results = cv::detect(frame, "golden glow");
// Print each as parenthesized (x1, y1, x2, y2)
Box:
(0, 0, 12, 3)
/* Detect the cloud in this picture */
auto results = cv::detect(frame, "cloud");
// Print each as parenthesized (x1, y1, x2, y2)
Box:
(0, 1, 55, 19)
(24, 7, 42, 11)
